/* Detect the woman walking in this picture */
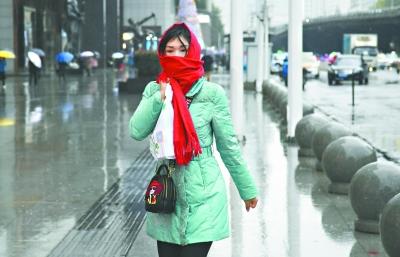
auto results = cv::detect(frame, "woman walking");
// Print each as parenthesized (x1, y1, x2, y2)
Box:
(129, 22, 258, 257)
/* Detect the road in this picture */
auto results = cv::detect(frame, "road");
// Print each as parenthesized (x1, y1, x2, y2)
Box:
(300, 69, 400, 162)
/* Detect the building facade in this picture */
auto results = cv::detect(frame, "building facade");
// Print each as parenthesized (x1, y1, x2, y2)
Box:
(80, 0, 122, 63)
(0, 0, 124, 73)
(0, 0, 65, 72)
(0, 0, 14, 72)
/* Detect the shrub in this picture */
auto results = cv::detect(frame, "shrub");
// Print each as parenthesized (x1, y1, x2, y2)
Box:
(135, 51, 161, 77)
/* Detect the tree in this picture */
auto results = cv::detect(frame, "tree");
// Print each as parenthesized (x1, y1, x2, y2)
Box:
(375, 0, 400, 8)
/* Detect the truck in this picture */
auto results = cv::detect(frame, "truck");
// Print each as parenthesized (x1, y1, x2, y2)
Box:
(343, 33, 379, 71)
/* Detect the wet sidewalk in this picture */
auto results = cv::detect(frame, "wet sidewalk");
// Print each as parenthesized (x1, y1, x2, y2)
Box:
(0, 71, 389, 257)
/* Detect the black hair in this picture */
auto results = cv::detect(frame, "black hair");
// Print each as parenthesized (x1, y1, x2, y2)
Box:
(158, 24, 191, 55)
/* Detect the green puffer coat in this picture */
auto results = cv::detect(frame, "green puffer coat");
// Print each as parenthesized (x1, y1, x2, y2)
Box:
(129, 77, 258, 245)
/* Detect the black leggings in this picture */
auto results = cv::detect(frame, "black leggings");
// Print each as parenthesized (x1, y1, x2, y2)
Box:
(157, 241, 212, 257)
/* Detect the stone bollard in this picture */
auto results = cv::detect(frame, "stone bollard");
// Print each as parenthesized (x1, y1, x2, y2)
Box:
(295, 114, 329, 157)
(280, 100, 314, 123)
(349, 232, 385, 257)
(322, 136, 377, 194)
(380, 193, 400, 257)
(265, 79, 314, 123)
(275, 89, 287, 109)
(311, 122, 352, 171)
(278, 95, 289, 117)
(349, 162, 400, 234)
(270, 85, 286, 106)
(303, 102, 315, 116)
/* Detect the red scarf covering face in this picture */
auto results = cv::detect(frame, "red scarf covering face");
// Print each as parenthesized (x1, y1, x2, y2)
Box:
(157, 22, 204, 165)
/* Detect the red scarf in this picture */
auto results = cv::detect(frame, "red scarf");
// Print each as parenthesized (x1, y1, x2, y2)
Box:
(157, 22, 204, 165)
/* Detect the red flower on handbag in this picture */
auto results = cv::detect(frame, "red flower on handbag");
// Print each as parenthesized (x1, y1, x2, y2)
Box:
(146, 180, 164, 205)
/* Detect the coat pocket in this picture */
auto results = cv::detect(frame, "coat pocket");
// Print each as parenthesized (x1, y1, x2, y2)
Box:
(198, 157, 221, 188)
(184, 162, 207, 204)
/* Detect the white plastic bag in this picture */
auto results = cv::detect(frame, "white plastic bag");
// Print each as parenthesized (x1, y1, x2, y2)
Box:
(149, 84, 175, 160)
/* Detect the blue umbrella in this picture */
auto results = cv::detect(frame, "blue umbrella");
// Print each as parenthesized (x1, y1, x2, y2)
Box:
(56, 52, 74, 63)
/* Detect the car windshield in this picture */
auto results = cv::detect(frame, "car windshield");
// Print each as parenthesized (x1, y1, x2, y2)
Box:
(335, 57, 361, 66)
(353, 47, 378, 57)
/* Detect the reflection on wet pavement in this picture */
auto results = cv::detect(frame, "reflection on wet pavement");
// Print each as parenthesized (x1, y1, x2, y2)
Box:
(0, 72, 149, 257)
(48, 150, 155, 257)
(207, 74, 388, 257)
(0, 72, 389, 257)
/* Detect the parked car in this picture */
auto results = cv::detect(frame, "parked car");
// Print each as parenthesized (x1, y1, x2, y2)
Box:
(376, 53, 391, 70)
(302, 52, 320, 78)
(280, 52, 320, 83)
(327, 54, 369, 85)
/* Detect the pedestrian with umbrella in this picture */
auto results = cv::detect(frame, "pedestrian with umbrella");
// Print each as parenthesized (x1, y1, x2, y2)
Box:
(56, 51, 74, 80)
(80, 51, 95, 76)
(0, 50, 16, 86)
(112, 52, 125, 71)
(27, 51, 42, 85)
(30, 48, 45, 75)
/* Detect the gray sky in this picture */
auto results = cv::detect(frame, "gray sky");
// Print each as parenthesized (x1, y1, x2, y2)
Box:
(212, 0, 261, 33)
(212, 0, 356, 32)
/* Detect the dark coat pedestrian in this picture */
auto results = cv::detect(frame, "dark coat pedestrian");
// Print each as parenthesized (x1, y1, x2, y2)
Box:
(0, 58, 6, 86)
(28, 60, 40, 85)
(201, 54, 214, 81)
(57, 62, 68, 80)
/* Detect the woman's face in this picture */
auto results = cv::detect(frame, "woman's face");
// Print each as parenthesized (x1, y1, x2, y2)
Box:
(165, 36, 189, 57)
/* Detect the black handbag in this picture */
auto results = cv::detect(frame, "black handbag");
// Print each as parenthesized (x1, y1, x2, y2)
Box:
(144, 95, 196, 213)
(144, 162, 177, 213)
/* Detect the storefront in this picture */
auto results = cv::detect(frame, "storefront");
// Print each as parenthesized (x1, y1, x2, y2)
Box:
(0, 0, 15, 72)
(13, 0, 64, 71)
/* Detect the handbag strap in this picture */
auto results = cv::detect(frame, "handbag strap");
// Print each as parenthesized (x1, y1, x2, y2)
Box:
(156, 161, 175, 177)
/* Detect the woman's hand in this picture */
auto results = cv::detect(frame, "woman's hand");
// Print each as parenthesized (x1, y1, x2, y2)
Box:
(160, 79, 169, 100)
(244, 197, 258, 212)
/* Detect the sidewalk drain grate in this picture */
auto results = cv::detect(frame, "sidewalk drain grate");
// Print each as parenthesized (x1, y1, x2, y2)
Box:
(47, 150, 156, 257)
